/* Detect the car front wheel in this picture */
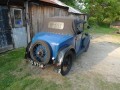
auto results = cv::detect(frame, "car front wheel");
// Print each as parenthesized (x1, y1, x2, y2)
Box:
(61, 51, 73, 76)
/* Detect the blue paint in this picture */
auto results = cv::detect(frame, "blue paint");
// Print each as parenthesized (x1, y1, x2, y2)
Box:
(32, 32, 75, 59)
(31, 32, 90, 60)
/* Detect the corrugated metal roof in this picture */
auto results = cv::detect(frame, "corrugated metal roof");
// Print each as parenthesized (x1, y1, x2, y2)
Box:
(40, 0, 57, 5)
(40, 0, 83, 15)
(68, 6, 83, 14)
(53, 0, 83, 14)
(40, 0, 68, 8)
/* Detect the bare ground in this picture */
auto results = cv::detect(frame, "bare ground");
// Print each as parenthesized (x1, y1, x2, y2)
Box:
(67, 34, 120, 90)
(16, 34, 120, 90)
(70, 34, 120, 82)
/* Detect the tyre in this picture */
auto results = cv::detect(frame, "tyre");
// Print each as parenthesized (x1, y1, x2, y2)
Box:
(30, 40, 51, 65)
(61, 51, 73, 76)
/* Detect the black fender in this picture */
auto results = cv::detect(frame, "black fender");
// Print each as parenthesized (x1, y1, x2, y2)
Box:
(56, 45, 75, 66)
(54, 45, 75, 73)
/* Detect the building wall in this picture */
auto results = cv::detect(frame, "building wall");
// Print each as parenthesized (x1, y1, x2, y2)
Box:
(112, 21, 120, 26)
(110, 21, 120, 30)
(0, 5, 27, 53)
(28, 2, 87, 38)
(0, 6, 13, 53)
(29, 3, 68, 38)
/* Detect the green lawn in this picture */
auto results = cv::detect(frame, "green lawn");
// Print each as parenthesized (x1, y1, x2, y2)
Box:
(0, 48, 70, 90)
(86, 26, 119, 34)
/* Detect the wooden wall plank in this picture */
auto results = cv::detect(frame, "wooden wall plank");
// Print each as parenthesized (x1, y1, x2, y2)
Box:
(29, 3, 86, 37)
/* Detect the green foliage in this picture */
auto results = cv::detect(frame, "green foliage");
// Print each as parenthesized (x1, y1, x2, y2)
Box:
(60, 0, 76, 7)
(78, 0, 120, 26)
(60, 0, 120, 26)
(88, 17, 97, 25)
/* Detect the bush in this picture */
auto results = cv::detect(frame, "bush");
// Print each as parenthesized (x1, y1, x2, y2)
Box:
(88, 17, 97, 25)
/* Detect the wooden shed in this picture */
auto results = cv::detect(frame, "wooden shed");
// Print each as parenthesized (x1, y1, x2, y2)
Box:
(111, 21, 120, 28)
(27, 0, 87, 39)
(27, 0, 69, 39)
(0, 0, 87, 53)
(111, 21, 120, 33)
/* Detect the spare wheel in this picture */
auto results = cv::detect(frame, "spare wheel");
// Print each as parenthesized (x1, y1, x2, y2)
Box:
(30, 40, 51, 64)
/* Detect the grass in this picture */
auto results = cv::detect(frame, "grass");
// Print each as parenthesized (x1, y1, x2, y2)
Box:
(85, 25, 120, 44)
(86, 25, 119, 34)
(0, 48, 71, 90)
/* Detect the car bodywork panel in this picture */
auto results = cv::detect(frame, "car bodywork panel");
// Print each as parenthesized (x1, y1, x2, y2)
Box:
(31, 32, 75, 60)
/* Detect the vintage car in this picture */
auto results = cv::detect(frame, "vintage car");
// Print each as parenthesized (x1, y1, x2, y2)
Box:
(25, 17, 90, 76)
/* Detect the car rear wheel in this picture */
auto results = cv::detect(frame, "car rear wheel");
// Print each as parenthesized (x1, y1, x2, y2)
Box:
(61, 51, 73, 76)
(30, 40, 51, 65)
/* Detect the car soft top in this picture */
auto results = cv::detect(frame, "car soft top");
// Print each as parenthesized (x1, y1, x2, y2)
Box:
(42, 17, 77, 35)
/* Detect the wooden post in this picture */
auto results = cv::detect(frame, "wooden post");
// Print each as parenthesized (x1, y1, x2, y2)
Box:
(25, 1, 31, 43)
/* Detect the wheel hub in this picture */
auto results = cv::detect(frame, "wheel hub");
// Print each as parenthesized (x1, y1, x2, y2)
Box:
(37, 49, 44, 57)
(33, 44, 47, 62)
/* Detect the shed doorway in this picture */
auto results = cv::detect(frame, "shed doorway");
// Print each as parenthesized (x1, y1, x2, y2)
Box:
(11, 8, 27, 48)
(0, 6, 13, 53)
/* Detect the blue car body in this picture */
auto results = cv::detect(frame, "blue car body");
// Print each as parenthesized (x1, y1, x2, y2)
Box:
(32, 32, 75, 60)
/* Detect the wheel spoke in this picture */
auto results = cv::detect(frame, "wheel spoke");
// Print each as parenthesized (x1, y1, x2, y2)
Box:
(32, 44, 47, 62)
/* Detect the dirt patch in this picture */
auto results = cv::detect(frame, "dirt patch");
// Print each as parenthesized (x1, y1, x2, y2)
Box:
(91, 34, 120, 44)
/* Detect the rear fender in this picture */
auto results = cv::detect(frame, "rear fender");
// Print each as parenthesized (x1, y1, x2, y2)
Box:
(57, 45, 74, 66)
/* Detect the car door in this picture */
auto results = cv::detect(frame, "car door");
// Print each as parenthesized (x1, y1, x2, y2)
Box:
(75, 21, 84, 54)
(75, 33, 83, 54)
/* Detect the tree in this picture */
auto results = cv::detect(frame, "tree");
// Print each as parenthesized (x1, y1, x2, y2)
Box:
(60, 0, 76, 8)
(78, 0, 120, 26)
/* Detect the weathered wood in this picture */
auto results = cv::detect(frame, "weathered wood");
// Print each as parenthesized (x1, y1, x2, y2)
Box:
(25, 1, 31, 43)
(29, 2, 86, 37)
(29, 3, 69, 37)
(0, 45, 13, 53)
(0, 6, 13, 50)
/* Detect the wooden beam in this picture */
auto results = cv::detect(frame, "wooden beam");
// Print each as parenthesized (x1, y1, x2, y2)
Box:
(25, 1, 31, 43)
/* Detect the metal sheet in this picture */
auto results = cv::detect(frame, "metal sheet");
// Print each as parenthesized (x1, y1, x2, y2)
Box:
(12, 27, 27, 48)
